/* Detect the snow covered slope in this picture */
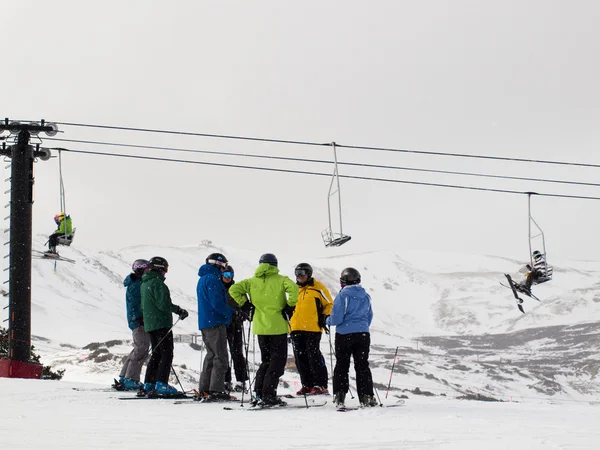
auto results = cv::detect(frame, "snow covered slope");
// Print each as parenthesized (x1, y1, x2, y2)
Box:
(3, 378, 600, 450)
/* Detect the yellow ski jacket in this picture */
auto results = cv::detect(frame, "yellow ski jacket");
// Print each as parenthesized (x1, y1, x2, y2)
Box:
(289, 278, 333, 333)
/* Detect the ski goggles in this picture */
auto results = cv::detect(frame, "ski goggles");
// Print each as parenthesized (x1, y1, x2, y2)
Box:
(222, 271, 234, 279)
(295, 269, 309, 277)
(207, 259, 228, 269)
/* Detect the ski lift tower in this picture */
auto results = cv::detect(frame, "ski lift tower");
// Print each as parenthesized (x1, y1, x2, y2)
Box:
(321, 142, 351, 247)
(0, 119, 55, 379)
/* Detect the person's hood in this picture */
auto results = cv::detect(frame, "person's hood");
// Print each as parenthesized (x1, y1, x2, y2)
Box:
(198, 263, 222, 278)
(254, 263, 279, 278)
(123, 273, 138, 287)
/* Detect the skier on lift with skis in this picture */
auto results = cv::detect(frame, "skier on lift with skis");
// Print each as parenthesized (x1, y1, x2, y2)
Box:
(514, 250, 551, 296)
(47, 212, 73, 254)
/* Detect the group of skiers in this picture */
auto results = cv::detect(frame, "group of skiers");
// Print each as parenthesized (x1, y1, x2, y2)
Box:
(115, 252, 378, 408)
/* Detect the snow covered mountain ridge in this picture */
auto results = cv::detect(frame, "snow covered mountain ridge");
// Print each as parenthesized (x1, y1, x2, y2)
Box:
(9, 235, 600, 400)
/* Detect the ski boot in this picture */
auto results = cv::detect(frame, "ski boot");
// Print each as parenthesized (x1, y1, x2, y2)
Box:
(233, 381, 247, 393)
(296, 385, 311, 396)
(359, 394, 378, 407)
(122, 378, 142, 391)
(137, 382, 154, 397)
(309, 386, 329, 395)
(259, 396, 287, 408)
(154, 381, 180, 397)
(333, 392, 346, 408)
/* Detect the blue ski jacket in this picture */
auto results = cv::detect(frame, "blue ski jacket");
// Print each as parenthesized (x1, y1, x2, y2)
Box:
(197, 263, 235, 330)
(124, 273, 143, 330)
(326, 284, 373, 334)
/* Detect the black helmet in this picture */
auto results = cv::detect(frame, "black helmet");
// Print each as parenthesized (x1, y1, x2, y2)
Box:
(132, 259, 149, 275)
(206, 252, 228, 269)
(259, 253, 278, 267)
(294, 262, 313, 278)
(532, 250, 543, 260)
(222, 265, 234, 279)
(340, 267, 361, 287)
(148, 256, 169, 272)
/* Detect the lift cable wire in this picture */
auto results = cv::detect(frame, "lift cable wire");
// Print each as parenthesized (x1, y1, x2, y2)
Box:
(49, 146, 600, 202)
(44, 137, 600, 189)
(53, 120, 600, 169)
(53, 121, 327, 148)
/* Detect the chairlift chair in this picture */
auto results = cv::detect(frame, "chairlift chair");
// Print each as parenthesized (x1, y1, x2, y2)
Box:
(321, 142, 351, 248)
(527, 193, 552, 285)
(57, 227, 75, 247)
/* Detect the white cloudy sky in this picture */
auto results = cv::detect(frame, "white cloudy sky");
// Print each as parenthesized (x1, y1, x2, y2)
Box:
(2, 1, 599, 262)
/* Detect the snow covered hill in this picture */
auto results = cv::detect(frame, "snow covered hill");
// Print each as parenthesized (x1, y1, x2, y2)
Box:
(5, 235, 600, 401)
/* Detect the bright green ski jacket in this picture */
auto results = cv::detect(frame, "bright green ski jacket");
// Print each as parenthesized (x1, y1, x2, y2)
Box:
(229, 264, 298, 335)
(57, 217, 73, 235)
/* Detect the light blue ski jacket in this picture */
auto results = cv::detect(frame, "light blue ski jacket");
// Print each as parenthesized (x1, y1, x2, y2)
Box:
(326, 284, 373, 334)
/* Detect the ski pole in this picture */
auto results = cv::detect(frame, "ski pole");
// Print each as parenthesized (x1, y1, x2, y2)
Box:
(287, 329, 309, 408)
(241, 317, 253, 406)
(374, 387, 383, 407)
(385, 346, 399, 399)
(144, 318, 181, 363)
(171, 364, 185, 393)
(348, 385, 355, 399)
(327, 327, 334, 385)
(198, 340, 204, 394)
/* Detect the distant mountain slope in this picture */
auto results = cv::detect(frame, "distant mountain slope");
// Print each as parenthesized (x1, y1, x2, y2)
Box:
(4, 235, 599, 344)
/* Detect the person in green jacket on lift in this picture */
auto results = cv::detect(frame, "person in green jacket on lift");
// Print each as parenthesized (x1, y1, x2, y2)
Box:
(229, 253, 298, 407)
(47, 212, 73, 253)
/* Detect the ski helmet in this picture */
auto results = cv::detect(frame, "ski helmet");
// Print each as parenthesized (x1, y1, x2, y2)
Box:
(532, 250, 543, 260)
(222, 265, 234, 279)
(206, 252, 228, 269)
(148, 256, 169, 272)
(259, 253, 278, 267)
(132, 259, 149, 275)
(294, 262, 313, 278)
(340, 267, 361, 287)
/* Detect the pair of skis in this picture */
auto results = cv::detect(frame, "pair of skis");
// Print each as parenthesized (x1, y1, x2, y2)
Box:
(32, 249, 75, 264)
(224, 400, 328, 411)
(336, 399, 405, 412)
(503, 274, 540, 314)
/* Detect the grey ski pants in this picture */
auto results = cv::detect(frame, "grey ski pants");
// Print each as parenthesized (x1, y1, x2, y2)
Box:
(199, 324, 229, 393)
(120, 325, 150, 381)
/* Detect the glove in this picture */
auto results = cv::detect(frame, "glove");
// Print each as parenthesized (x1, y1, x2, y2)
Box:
(282, 305, 295, 321)
(175, 306, 189, 320)
(318, 314, 329, 330)
(240, 301, 255, 322)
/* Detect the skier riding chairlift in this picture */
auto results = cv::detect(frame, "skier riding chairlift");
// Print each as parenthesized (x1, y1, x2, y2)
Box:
(514, 250, 553, 296)
(47, 212, 75, 254)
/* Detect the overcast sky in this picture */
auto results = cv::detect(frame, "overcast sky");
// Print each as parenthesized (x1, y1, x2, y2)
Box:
(2, 1, 599, 264)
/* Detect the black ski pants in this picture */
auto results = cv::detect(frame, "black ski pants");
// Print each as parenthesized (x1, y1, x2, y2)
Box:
(333, 332, 373, 398)
(144, 328, 174, 385)
(225, 318, 248, 383)
(255, 334, 287, 402)
(291, 330, 328, 389)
